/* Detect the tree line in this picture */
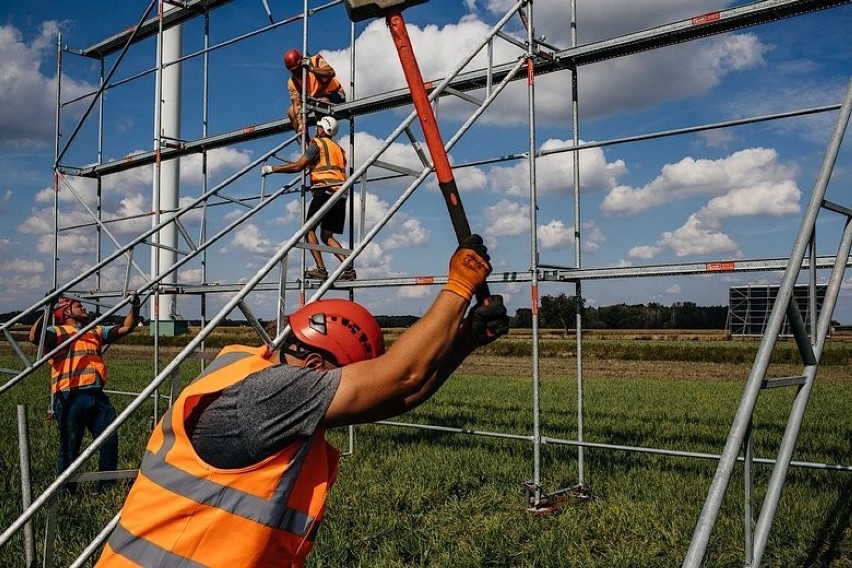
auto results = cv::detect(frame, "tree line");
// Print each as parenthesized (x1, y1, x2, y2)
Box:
(375, 296, 729, 330)
(511, 294, 728, 330)
(0, 296, 728, 331)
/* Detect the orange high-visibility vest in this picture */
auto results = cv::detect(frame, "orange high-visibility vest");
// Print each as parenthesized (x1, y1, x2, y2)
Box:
(96, 345, 340, 568)
(309, 137, 346, 189)
(288, 54, 344, 100)
(47, 325, 107, 394)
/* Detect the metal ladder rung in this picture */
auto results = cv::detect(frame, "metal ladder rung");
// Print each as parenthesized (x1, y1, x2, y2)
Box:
(760, 375, 808, 389)
(821, 199, 852, 217)
(445, 86, 484, 107)
(373, 159, 423, 178)
(304, 99, 336, 114)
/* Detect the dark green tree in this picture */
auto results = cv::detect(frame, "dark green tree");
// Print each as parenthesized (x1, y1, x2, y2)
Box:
(512, 308, 532, 328)
(539, 294, 584, 332)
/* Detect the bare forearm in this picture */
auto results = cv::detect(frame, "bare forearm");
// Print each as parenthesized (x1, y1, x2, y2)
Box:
(402, 341, 471, 408)
(28, 315, 45, 344)
(113, 307, 140, 338)
(310, 65, 334, 79)
(383, 291, 467, 396)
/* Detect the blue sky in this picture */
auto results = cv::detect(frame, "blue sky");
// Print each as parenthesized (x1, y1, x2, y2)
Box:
(1, 0, 851, 323)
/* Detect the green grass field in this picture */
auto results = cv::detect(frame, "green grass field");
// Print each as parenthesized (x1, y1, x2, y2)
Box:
(0, 337, 850, 567)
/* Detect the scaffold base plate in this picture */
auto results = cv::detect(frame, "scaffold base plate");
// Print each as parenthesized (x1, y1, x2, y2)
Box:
(525, 483, 591, 515)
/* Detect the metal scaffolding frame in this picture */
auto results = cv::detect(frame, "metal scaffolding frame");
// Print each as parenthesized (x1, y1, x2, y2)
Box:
(727, 284, 829, 336)
(1, 1, 851, 565)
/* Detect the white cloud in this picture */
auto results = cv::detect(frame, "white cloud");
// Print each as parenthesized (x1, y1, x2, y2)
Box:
(722, 81, 849, 144)
(352, 191, 392, 231)
(383, 218, 431, 250)
(180, 147, 253, 184)
(601, 147, 799, 216)
(701, 181, 800, 218)
(698, 129, 736, 149)
(397, 286, 431, 299)
(2, 274, 45, 301)
(538, 220, 572, 251)
(110, 193, 151, 234)
(325, 17, 506, 100)
(666, 284, 682, 294)
(36, 232, 95, 255)
(581, 221, 606, 253)
(0, 22, 96, 149)
(604, 147, 801, 262)
(351, 242, 396, 279)
(282, 199, 302, 225)
(349, 131, 486, 193)
(0, 258, 44, 274)
(483, 199, 528, 239)
(657, 214, 740, 258)
(226, 223, 280, 256)
(326, 4, 767, 127)
(53, 260, 148, 293)
(178, 268, 203, 284)
(628, 245, 661, 260)
(489, 139, 625, 197)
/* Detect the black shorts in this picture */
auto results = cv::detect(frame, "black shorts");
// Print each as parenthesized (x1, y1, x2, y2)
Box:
(326, 90, 345, 104)
(307, 190, 346, 234)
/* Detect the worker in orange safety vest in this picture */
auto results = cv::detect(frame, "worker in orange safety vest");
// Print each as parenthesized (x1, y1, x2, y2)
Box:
(284, 48, 345, 135)
(262, 116, 353, 282)
(29, 294, 141, 483)
(96, 235, 509, 567)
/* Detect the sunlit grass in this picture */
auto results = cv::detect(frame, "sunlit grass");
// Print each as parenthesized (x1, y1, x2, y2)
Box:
(1, 341, 850, 567)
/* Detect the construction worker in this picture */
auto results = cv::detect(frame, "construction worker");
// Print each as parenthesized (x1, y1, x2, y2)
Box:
(95, 235, 508, 567)
(263, 115, 354, 281)
(28, 294, 141, 485)
(284, 48, 346, 135)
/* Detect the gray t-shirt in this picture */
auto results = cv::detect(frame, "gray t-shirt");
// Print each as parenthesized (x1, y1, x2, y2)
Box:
(304, 139, 320, 163)
(187, 364, 341, 469)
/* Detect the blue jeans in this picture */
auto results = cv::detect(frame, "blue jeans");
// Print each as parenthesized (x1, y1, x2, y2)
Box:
(53, 389, 118, 477)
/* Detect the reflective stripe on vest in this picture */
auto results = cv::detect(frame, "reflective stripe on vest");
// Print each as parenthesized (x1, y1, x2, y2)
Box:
(99, 345, 337, 568)
(103, 524, 208, 568)
(141, 410, 316, 535)
(48, 325, 107, 393)
(309, 137, 346, 188)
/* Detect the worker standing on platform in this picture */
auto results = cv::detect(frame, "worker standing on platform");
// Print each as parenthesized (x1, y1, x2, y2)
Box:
(28, 294, 142, 487)
(263, 116, 355, 281)
(284, 48, 346, 135)
(95, 236, 509, 567)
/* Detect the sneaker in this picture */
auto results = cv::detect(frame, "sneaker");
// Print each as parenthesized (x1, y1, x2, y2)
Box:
(306, 267, 328, 280)
(339, 268, 357, 281)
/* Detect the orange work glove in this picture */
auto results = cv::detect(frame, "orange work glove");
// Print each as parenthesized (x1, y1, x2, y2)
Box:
(444, 234, 492, 302)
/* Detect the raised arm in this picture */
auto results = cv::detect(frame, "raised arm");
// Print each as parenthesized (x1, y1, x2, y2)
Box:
(307, 55, 336, 79)
(106, 294, 141, 343)
(262, 153, 312, 175)
(323, 236, 507, 427)
(28, 312, 48, 345)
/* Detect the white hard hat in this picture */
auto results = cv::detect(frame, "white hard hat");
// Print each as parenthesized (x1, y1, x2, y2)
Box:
(317, 116, 339, 137)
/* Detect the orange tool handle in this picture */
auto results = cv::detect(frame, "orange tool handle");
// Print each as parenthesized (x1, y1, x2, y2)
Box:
(386, 9, 490, 304)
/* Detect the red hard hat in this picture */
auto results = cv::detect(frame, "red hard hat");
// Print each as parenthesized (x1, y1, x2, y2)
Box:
(288, 299, 385, 365)
(284, 48, 303, 71)
(53, 297, 75, 324)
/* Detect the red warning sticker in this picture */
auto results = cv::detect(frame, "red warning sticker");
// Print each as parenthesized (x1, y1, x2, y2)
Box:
(705, 261, 735, 272)
(692, 12, 721, 25)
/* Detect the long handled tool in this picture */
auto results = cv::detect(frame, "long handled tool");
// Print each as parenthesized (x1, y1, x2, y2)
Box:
(345, 0, 491, 302)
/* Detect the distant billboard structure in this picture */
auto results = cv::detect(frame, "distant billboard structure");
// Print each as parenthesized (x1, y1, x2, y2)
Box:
(727, 284, 828, 337)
